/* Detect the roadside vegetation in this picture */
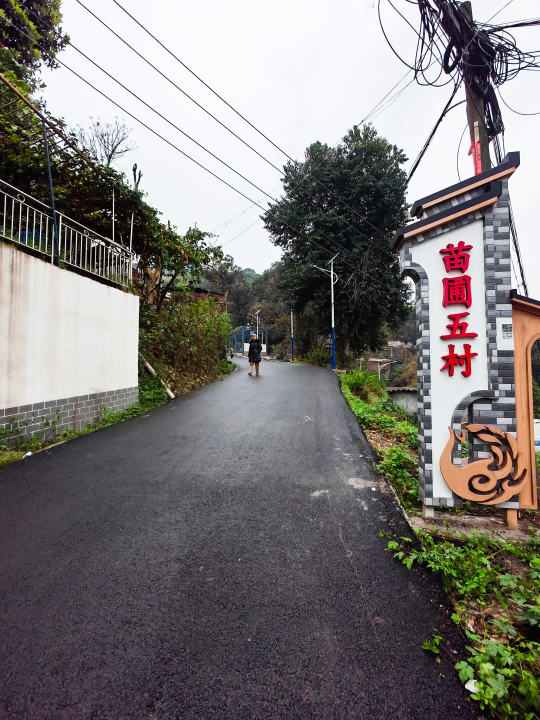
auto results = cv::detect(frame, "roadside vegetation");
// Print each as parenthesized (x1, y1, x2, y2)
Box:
(340, 367, 540, 718)
(388, 531, 540, 719)
(340, 368, 420, 511)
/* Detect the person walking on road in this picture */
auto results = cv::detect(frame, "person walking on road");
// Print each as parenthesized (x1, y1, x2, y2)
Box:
(248, 333, 262, 376)
(229, 347, 234, 361)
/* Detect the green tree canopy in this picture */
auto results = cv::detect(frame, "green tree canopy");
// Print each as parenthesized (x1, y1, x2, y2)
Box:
(263, 124, 411, 354)
(0, 0, 68, 90)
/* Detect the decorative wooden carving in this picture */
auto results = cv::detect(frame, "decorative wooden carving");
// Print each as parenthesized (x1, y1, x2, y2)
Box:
(440, 423, 527, 505)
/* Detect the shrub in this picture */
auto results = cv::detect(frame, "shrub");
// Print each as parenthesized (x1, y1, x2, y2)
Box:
(346, 368, 386, 402)
(139, 296, 231, 389)
(218, 359, 235, 374)
(376, 446, 420, 509)
(304, 346, 330, 367)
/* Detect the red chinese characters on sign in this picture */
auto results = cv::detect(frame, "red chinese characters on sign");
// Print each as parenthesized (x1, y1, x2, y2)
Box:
(440, 312, 478, 340)
(442, 276, 472, 309)
(441, 344, 478, 378)
(439, 241, 478, 377)
(440, 241, 473, 273)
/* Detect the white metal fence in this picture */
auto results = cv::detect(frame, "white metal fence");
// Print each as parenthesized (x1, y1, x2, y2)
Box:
(0, 178, 133, 287)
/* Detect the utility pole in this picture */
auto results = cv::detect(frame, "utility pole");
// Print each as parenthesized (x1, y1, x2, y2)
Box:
(461, 1, 491, 172)
(330, 255, 336, 370)
(290, 309, 294, 362)
(42, 122, 59, 266)
(313, 253, 338, 371)
(130, 163, 143, 253)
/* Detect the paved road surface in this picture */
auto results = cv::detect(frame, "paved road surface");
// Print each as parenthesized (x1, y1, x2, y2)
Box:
(0, 359, 479, 719)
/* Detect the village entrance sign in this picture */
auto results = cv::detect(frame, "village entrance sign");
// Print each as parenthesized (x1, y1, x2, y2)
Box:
(394, 153, 538, 526)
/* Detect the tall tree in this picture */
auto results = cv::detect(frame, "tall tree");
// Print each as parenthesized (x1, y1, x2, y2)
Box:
(202, 256, 255, 327)
(263, 124, 410, 354)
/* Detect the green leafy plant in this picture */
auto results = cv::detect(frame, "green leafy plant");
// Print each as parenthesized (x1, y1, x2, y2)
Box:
(386, 531, 540, 719)
(456, 638, 540, 718)
(139, 296, 232, 393)
(376, 446, 420, 510)
(346, 367, 386, 402)
(304, 346, 330, 367)
(422, 635, 441, 654)
(218, 359, 235, 374)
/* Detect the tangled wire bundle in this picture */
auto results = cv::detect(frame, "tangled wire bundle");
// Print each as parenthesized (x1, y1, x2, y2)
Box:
(378, 0, 540, 140)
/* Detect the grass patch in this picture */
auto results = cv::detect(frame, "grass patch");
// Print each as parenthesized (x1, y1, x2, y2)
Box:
(387, 531, 540, 719)
(0, 450, 25, 467)
(218, 359, 236, 375)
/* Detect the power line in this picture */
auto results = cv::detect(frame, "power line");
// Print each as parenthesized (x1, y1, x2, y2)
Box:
(0, 72, 108, 177)
(87, 3, 413, 257)
(212, 72, 420, 262)
(456, 122, 468, 182)
(407, 79, 462, 182)
(11, 11, 410, 279)
(111, 0, 296, 164)
(221, 219, 261, 248)
(70, 0, 283, 176)
(497, 86, 540, 116)
(14, 13, 283, 207)
(17, 7, 402, 273)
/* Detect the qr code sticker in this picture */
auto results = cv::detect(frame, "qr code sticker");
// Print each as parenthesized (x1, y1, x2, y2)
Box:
(502, 323, 513, 339)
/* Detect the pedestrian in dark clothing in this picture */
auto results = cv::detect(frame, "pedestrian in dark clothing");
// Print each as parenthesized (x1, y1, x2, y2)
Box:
(248, 333, 262, 376)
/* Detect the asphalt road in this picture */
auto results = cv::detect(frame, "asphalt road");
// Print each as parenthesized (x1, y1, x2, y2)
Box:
(0, 358, 480, 720)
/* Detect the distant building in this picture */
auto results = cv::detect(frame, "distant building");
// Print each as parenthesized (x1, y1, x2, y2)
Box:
(366, 341, 414, 380)
(193, 277, 228, 312)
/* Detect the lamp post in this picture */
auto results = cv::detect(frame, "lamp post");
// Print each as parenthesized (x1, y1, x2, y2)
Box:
(130, 164, 142, 253)
(313, 254, 338, 370)
(42, 122, 59, 266)
(291, 309, 294, 362)
(377, 360, 397, 381)
(249, 310, 261, 338)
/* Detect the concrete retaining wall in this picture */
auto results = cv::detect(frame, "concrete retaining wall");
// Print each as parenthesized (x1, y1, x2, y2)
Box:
(0, 243, 139, 440)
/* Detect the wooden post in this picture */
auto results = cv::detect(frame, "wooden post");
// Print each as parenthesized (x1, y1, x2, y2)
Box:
(504, 509, 518, 530)
(461, 1, 491, 172)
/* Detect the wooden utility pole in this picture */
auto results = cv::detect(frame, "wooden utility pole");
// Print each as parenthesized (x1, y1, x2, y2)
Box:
(461, 1, 491, 172)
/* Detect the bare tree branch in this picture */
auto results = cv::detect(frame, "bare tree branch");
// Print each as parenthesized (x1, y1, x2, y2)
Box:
(77, 117, 137, 166)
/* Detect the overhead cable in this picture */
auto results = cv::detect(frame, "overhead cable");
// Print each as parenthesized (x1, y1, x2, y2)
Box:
(71, 0, 283, 175)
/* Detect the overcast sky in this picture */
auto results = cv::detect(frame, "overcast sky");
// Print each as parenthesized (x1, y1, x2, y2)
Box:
(41, 0, 540, 295)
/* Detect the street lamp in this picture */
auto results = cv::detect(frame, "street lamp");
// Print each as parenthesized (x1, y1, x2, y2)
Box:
(290, 309, 294, 362)
(377, 360, 397, 380)
(249, 310, 261, 337)
(313, 254, 338, 370)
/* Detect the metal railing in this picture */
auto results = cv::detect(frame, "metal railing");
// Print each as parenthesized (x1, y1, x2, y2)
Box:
(0, 178, 134, 287)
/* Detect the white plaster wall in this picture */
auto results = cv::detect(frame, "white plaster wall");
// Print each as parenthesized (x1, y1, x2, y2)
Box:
(0, 244, 139, 408)
(410, 220, 488, 501)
